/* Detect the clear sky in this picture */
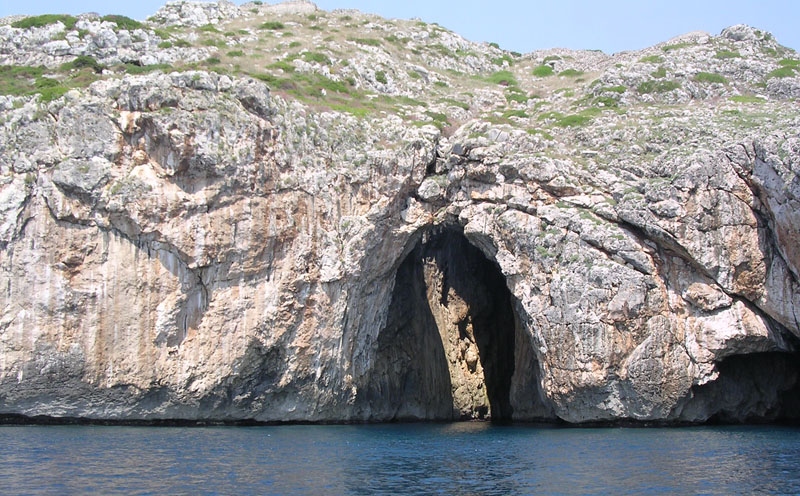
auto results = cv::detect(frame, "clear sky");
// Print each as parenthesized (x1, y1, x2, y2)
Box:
(2, 1, 798, 54)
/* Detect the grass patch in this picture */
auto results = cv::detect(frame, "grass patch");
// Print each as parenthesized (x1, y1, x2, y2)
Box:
(527, 129, 554, 140)
(259, 21, 285, 30)
(61, 56, 104, 73)
(637, 80, 681, 94)
(486, 70, 517, 86)
(375, 70, 387, 84)
(694, 72, 728, 84)
(779, 59, 800, 68)
(11, 14, 77, 30)
(506, 92, 530, 104)
(639, 55, 664, 64)
(729, 95, 766, 103)
(662, 42, 695, 52)
(502, 109, 528, 119)
(491, 54, 514, 66)
(598, 85, 626, 94)
(199, 24, 221, 33)
(101, 15, 143, 31)
(350, 38, 381, 47)
(440, 98, 469, 110)
(303, 52, 332, 65)
(715, 50, 741, 59)
(767, 67, 797, 79)
(204, 57, 221, 66)
(558, 69, 583, 77)
(543, 55, 562, 63)
(158, 41, 173, 49)
(120, 63, 172, 74)
(532, 65, 554, 77)
(650, 66, 667, 78)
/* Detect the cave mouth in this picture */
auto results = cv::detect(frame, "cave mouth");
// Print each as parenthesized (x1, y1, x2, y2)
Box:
(686, 351, 800, 424)
(369, 226, 518, 422)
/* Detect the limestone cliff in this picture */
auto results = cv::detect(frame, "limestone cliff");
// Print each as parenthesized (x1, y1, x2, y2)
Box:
(0, 2, 799, 423)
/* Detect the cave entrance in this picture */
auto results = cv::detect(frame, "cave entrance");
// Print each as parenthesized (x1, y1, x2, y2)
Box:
(369, 226, 518, 422)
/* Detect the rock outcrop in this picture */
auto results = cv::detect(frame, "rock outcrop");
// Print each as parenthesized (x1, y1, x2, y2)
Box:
(0, 3, 798, 424)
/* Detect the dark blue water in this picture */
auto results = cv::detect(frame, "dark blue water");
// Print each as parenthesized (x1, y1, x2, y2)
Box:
(1, 423, 799, 495)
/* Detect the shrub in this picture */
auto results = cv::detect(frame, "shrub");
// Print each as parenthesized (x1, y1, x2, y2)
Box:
(598, 85, 626, 94)
(694, 72, 728, 84)
(259, 21, 285, 30)
(487, 70, 517, 86)
(62, 55, 104, 73)
(173, 39, 191, 48)
(558, 69, 584, 77)
(506, 92, 529, 103)
(204, 57, 221, 65)
(532, 65, 554, 77)
(779, 59, 800, 68)
(489, 42, 500, 49)
(227, 50, 244, 57)
(199, 24, 221, 33)
(11, 14, 77, 30)
(158, 41, 172, 49)
(637, 80, 681, 94)
(375, 70, 387, 84)
(543, 55, 562, 63)
(101, 15, 143, 31)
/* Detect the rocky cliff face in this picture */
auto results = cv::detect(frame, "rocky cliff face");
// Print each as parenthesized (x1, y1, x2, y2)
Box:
(1, 2, 799, 424)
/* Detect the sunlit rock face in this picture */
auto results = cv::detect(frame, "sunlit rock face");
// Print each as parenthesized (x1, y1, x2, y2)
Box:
(0, 5, 799, 424)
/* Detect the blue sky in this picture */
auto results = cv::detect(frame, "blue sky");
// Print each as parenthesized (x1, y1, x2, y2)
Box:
(2, 1, 798, 54)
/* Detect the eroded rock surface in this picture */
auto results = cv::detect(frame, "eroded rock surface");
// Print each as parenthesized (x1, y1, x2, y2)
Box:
(0, 3, 799, 424)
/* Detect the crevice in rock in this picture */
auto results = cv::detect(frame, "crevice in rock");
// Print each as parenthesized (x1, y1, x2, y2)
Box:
(678, 351, 800, 424)
(365, 225, 541, 422)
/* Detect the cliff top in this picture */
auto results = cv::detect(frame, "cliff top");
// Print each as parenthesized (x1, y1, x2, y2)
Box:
(1, 1, 799, 174)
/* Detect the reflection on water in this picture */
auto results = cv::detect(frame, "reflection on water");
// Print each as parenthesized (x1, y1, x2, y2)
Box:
(0, 422, 798, 495)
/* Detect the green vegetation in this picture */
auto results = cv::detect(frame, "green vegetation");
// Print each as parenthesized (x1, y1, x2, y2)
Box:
(715, 50, 741, 59)
(204, 57, 221, 66)
(766, 67, 797, 78)
(639, 55, 664, 64)
(101, 15, 143, 31)
(259, 21, 285, 30)
(502, 109, 529, 119)
(486, 70, 517, 86)
(637, 80, 681, 94)
(351, 38, 381, 47)
(408, 70, 422, 80)
(158, 41, 173, 49)
(598, 86, 626, 94)
(440, 98, 469, 110)
(694, 72, 728, 84)
(729, 95, 766, 103)
(543, 55, 562, 64)
(532, 65, 554, 77)
(650, 66, 667, 78)
(558, 69, 584, 77)
(506, 92, 530, 104)
(375, 70, 387, 84)
(199, 24, 221, 33)
(61, 56, 104, 73)
(120, 63, 172, 75)
(488, 42, 500, 49)
(779, 59, 800, 68)
(491, 54, 514, 66)
(662, 42, 695, 52)
(227, 50, 245, 57)
(11, 14, 77, 30)
(527, 128, 554, 140)
(303, 52, 332, 65)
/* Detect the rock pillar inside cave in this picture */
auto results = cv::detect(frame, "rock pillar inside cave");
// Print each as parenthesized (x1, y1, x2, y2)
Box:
(367, 226, 530, 421)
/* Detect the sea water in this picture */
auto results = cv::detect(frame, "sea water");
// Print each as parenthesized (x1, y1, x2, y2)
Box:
(0, 423, 798, 495)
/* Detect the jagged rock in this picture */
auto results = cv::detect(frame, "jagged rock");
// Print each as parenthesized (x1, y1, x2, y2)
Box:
(0, 3, 799, 425)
